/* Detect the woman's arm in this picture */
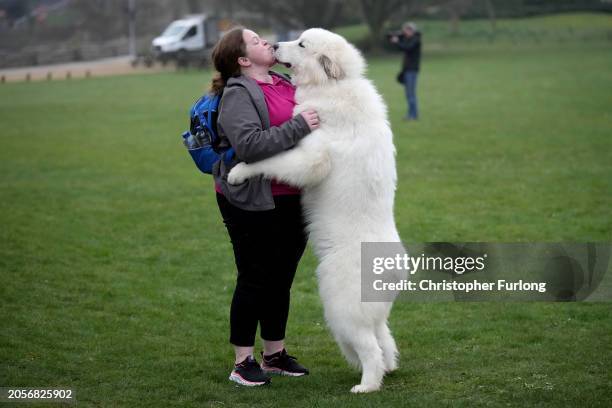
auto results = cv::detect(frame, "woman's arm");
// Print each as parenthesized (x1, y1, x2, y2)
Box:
(218, 86, 311, 164)
(395, 36, 420, 52)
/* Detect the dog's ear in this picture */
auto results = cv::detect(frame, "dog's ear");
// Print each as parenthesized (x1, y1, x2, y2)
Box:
(318, 54, 345, 80)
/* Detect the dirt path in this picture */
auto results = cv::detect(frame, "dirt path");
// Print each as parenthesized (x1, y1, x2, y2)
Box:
(0, 55, 174, 83)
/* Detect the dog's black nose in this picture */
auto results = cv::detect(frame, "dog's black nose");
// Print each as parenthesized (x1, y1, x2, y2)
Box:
(273, 43, 279, 50)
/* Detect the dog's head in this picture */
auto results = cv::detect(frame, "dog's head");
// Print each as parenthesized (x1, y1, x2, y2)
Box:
(274, 28, 365, 86)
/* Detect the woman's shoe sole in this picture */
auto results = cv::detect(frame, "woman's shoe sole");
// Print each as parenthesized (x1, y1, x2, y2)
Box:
(228, 371, 270, 386)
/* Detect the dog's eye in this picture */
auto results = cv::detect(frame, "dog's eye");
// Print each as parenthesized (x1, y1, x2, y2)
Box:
(298, 41, 305, 48)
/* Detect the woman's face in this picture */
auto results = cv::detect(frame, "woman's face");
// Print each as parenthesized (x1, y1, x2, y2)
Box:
(241, 29, 275, 68)
(402, 27, 414, 37)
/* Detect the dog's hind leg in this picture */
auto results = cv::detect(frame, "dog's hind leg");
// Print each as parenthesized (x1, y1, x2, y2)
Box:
(376, 322, 399, 373)
(337, 339, 361, 370)
(348, 331, 385, 393)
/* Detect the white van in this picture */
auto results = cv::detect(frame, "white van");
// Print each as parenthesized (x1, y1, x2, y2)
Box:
(152, 15, 220, 63)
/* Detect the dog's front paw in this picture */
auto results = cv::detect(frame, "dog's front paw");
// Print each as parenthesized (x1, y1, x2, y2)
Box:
(227, 162, 250, 185)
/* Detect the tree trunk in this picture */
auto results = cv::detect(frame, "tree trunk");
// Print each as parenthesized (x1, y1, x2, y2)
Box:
(449, 10, 460, 34)
(358, 0, 404, 51)
(186, 0, 202, 14)
(484, 0, 496, 32)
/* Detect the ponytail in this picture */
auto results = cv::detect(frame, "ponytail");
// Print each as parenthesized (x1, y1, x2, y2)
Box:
(210, 73, 225, 94)
(209, 27, 246, 95)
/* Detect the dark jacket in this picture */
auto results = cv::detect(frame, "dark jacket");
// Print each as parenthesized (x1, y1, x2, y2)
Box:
(396, 32, 422, 72)
(212, 72, 311, 211)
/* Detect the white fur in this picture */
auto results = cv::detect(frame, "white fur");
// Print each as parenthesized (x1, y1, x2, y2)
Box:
(228, 28, 402, 393)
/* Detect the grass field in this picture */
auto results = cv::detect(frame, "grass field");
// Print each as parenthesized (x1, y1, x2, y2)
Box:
(337, 12, 612, 48)
(1, 15, 612, 407)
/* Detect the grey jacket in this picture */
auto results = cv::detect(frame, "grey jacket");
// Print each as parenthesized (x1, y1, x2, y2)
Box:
(213, 72, 311, 211)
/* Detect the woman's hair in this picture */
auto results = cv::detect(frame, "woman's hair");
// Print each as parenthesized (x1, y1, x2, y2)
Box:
(210, 27, 246, 94)
(402, 22, 418, 32)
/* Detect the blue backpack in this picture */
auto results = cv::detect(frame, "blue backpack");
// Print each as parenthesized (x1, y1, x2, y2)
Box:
(181, 92, 234, 174)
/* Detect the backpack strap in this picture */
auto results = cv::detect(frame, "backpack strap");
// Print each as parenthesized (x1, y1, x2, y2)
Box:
(207, 101, 214, 139)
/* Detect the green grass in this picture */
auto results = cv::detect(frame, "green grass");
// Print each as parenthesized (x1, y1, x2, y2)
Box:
(336, 12, 612, 48)
(1, 24, 612, 408)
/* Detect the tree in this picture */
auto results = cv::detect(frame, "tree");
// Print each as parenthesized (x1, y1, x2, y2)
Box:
(72, 0, 127, 40)
(185, 0, 203, 14)
(484, 0, 497, 32)
(357, 0, 412, 49)
(444, 0, 474, 34)
(0, 0, 31, 26)
(234, 0, 345, 30)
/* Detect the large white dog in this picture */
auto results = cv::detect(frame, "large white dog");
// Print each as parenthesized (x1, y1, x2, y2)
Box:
(228, 28, 402, 393)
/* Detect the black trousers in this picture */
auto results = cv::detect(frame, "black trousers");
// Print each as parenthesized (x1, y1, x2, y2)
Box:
(216, 193, 308, 347)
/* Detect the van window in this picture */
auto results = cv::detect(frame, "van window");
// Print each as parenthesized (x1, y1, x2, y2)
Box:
(183, 25, 197, 40)
(161, 23, 187, 37)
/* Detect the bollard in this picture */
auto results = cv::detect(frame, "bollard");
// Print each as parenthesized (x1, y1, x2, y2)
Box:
(47, 72, 52, 81)
(26, 73, 31, 82)
(66, 71, 71, 80)
(85, 70, 91, 78)
(1, 75, 5, 84)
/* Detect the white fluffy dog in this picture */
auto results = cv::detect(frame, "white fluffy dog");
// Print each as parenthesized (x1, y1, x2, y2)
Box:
(228, 28, 402, 393)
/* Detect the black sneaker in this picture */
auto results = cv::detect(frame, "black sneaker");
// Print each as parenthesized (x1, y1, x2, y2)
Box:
(229, 355, 271, 387)
(261, 349, 309, 377)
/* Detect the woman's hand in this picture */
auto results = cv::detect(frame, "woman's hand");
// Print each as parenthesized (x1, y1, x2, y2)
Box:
(300, 109, 320, 131)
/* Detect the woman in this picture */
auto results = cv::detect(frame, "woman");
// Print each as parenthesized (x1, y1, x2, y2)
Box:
(210, 27, 319, 387)
(391, 22, 421, 121)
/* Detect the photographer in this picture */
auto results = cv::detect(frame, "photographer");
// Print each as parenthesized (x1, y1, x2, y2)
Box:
(390, 22, 421, 121)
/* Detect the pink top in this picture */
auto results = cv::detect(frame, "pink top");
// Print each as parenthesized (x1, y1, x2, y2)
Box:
(215, 74, 301, 196)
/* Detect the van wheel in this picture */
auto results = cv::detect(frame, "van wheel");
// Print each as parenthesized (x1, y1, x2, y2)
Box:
(177, 49, 188, 68)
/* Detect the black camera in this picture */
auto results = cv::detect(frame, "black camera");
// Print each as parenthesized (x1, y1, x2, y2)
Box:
(385, 31, 403, 41)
